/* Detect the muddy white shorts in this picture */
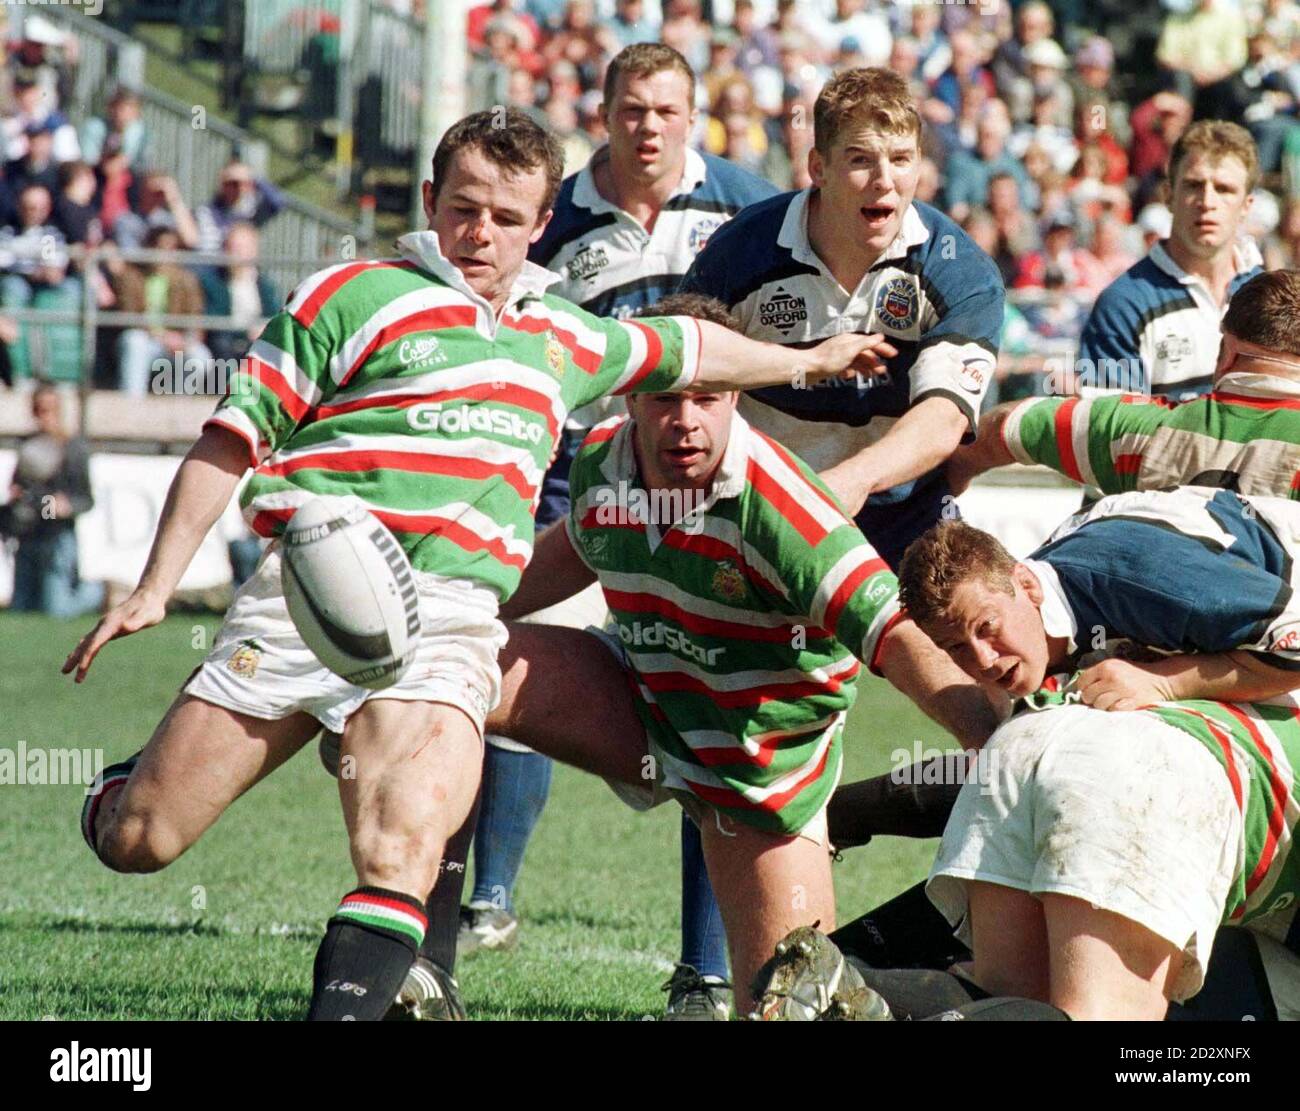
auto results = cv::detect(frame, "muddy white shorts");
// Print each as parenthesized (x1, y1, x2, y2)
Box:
(926, 704, 1243, 1002)
(185, 546, 507, 737)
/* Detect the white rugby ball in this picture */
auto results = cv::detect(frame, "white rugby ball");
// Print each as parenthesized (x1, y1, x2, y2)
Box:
(280, 497, 420, 689)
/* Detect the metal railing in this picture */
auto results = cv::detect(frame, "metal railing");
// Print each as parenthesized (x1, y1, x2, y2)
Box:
(30, 5, 367, 281)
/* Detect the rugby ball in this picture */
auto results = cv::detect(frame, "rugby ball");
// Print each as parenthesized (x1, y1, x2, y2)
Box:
(280, 497, 420, 689)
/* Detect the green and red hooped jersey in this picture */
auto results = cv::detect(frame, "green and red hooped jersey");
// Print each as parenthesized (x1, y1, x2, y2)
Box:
(566, 412, 904, 835)
(206, 234, 701, 602)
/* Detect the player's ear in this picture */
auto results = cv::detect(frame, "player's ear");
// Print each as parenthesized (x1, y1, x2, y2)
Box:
(1215, 332, 1238, 378)
(422, 179, 436, 228)
(1014, 563, 1043, 606)
(529, 206, 554, 245)
(808, 145, 824, 188)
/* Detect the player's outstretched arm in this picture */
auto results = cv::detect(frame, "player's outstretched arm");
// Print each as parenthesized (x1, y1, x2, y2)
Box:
(499, 520, 597, 622)
(876, 618, 1008, 750)
(691, 321, 897, 393)
(821, 397, 970, 517)
(946, 402, 1020, 495)
(62, 424, 250, 683)
(1077, 652, 1300, 712)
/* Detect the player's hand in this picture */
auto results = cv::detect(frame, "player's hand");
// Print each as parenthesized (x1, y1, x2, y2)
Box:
(804, 333, 898, 384)
(62, 588, 168, 683)
(1077, 658, 1174, 712)
(819, 458, 873, 518)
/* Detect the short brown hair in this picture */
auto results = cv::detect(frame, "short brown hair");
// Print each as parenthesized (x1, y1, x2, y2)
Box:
(635, 292, 737, 330)
(604, 42, 696, 108)
(898, 521, 1017, 629)
(814, 67, 921, 156)
(431, 108, 565, 216)
(1223, 270, 1300, 357)
(1168, 119, 1260, 193)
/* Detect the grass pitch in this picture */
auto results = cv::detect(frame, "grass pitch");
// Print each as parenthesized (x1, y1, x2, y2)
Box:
(0, 613, 947, 1020)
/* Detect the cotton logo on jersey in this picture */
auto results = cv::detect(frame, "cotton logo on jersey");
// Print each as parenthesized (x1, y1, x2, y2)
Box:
(566, 243, 610, 284)
(757, 286, 808, 335)
(397, 336, 446, 369)
(407, 403, 545, 445)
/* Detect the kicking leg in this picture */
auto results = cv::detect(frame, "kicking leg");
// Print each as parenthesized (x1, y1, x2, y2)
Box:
(90, 694, 319, 872)
(308, 698, 482, 1021)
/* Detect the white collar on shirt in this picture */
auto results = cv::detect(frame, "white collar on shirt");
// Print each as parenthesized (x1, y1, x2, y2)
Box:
(777, 189, 931, 274)
(395, 230, 560, 315)
(1021, 558, 1078, 656)
(1148, 236, 1263, 292)
(571, 145, 709, 216)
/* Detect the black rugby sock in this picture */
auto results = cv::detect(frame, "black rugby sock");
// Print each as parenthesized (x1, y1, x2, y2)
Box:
(307, 887, 425, 1020)
(420, 789, 481, 973)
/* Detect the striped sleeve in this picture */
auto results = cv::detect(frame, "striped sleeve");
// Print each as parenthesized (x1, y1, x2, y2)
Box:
(205, 310, 335, 462)
(745, 434, 901, 672)
(1004, 394, 1170, 494)
(573, 313, 701, 408)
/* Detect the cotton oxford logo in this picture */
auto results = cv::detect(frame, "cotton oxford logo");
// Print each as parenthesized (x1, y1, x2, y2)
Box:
(875, 277, 918, 331)
(757, 286, 808, 335)
(397, 335, 446, 369)
(566, 242, 610, 284)
(407, 403, 545, 445)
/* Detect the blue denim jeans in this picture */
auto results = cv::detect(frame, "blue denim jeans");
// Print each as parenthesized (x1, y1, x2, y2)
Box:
(9, 529, 104, 617)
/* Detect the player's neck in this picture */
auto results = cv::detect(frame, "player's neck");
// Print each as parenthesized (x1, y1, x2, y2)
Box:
(806, 191, 880, 293)
(595, 152, 684, 233)
(1163, 236, 1239, 304)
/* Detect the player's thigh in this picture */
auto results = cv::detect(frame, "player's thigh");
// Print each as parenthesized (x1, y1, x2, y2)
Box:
(339, 698, 484, 869)
(490, 621, 646, 785)
(113, 693, 320, 850)
(967, 880, 1050, 1003)
(700, 816, 835, 930)
(1042, 892, 1181, 1021)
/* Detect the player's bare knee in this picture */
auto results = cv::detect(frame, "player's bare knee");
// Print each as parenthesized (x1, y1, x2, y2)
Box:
(97, 812, 182, 874)
(352, 827, 442, 895)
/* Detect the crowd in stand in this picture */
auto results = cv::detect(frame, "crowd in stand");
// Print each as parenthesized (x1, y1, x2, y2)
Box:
(0, 13, 281, 394)
(467, 0, 1300, 394)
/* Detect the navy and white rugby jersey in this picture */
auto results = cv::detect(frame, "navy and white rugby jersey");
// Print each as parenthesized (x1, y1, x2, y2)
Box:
(530, 145, 777, 320)
(527, 145, 776, 529)
(1027, 486, 1300, 671)
(1077, 238, 1263, 400)
(679, 190, 1004, 511)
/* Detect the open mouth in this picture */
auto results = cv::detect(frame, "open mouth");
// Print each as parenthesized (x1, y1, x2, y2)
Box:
(994, 661, 1021, 690)
(665, 446, 705, 466)
(861, 204, 895, 229)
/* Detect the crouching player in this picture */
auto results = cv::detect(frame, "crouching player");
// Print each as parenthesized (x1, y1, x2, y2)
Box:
(475, 294, 1000, 1016)
(761, 496, 1300, 1020)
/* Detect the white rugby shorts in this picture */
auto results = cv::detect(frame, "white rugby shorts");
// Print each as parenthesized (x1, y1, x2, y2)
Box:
(927, 704, 1242, 1002)
(185, 546, 506, 737)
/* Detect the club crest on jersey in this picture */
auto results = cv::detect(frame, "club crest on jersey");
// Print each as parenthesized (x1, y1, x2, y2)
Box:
(711, 561, 747, 602)
(689, 216, 725, 254)
(566, 243, 610, 284)
(757, 286, 808, 336)
(544, 331, 566, 377)
(227, 640, 263, 678)
(875, 277, 918, 330)
(1155, 333, 1192, 367)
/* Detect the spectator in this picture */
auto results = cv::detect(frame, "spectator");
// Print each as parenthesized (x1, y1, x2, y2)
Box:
(2, 383, 102, 617)
(1136, 201, 1175, 253)
(111, 170, 200, 251)
(909, 2, 951, 83)
(928, 29, 995, 122)
(945, 108, 1035, 220)
(0, 184, 80, 384)
(1069, 142, 1133, 229)
(1238, 29, 1300, 172)
(5, 120, 61, 199)
(542, 92, 594, 173)
(467, 0, 541, 52)
(198, 222, 278, 368)
(705, 76, 766, 161)
(660, 0, 710, 73)
(991, 0, 1056, 122)
(53, 161, 101, 247)
(79, 87, 148, 170)
(541, 1, 616, 89)
(809, 1, 891, 68)
(703, 27, 745, 106)
(5, 15, 78, 118)
(1069, 36, 1131, 150)
(1158, 0, 1249, 117)
(733, 0, 780, 77)
(1129, 89, 1194, 205)
(195, 161, 284, 253)
(2, 69, 80, 164)
(1075, 93, 1130, 184)
(107, 225, 210, 396)
(1019, 38, 1074, 132)
(987, 170, 1041, 285)
(612, 0, 659, 47)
